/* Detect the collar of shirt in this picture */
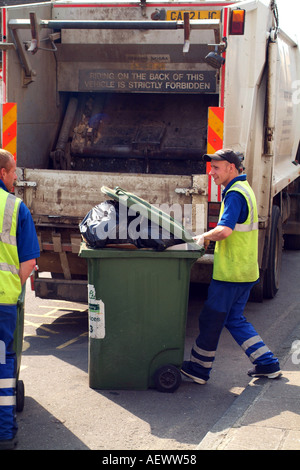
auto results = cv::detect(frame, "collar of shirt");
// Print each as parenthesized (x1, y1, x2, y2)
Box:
(222, 174, 247, 201)
(0, 179, 8, 192)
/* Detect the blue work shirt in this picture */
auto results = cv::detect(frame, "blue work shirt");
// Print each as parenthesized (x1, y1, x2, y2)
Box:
(0, 180, 40, 263)
(217, 174, 249, 230)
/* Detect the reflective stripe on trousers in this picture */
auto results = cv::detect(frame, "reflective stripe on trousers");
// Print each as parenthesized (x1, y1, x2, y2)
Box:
(0, 378, 16, 406)
(0, 365, 17, 440)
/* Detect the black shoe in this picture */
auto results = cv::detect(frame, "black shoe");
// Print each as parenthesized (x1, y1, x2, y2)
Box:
(0, 436, 18, 450)
(180, 361, 207, 384)
(248, 363, 282, 379)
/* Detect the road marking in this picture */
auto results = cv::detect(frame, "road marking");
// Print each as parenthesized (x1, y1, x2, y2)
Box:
(56, 332, 88, 350)
(23, 304, 88, 350)
(24, 319, 59, 334)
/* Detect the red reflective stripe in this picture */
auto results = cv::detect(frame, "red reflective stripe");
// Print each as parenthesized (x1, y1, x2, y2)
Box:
(207, 126, 223, 151)
(53, 2, 233, 7)
(220, 7, 228, 107)
(2, 8, 7, 103)
(2, 121, 17, 147)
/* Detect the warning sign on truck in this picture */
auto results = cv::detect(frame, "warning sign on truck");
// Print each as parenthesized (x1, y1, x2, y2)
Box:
(79, 70, 217, 93)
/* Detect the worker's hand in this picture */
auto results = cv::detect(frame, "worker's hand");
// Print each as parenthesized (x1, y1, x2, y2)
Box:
(193, 234, 204, 246)
(193, 234, 210, 250)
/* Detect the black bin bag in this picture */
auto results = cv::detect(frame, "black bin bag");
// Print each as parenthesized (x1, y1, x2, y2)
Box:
(79, 200, 131, 248)
(79, 200, 185, 251)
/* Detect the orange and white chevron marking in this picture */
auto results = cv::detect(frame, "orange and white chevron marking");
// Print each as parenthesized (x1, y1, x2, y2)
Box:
(2, 103, 17, 160)
(207, 107, 224, 202)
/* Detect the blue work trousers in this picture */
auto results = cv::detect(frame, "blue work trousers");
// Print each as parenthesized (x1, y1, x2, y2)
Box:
(189, 279, 279, 381)
(0, 305, 18, 441)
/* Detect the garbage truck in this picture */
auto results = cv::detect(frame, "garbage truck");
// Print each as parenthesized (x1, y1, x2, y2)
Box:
(0, 0, 299, 302)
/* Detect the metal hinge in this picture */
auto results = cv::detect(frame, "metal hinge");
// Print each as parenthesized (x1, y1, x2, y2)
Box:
(175, 187, 206, 197)
(258, 217, 268, 229)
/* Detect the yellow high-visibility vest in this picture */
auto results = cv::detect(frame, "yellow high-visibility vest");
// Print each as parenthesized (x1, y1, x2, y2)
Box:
(0, 188, 22, 304)
(213, 180, 259, 283)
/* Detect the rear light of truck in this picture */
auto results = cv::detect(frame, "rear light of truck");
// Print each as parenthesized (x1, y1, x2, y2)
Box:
(229, 9, 245, 35)
(208, 202, 221, 229)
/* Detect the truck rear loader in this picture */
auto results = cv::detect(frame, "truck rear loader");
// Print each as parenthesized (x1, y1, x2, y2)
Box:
(0, 0, 299, 302)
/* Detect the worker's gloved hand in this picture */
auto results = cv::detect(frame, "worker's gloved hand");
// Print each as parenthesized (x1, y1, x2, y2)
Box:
(193, 234, 204, 246)
(193, 234, 210, 249)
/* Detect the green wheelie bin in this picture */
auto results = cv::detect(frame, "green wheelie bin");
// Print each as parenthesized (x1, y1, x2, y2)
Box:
(79, 187, 204, 392)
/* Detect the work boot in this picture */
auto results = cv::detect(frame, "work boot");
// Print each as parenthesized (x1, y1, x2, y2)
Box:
(180, 361, 207, 384)
(247, 363, 282, 379)
(0, 436, 18, 450)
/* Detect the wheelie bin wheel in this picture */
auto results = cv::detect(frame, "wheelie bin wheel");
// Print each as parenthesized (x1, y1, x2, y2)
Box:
(154, 365, 182, 393)
(16, 379, 25, 412)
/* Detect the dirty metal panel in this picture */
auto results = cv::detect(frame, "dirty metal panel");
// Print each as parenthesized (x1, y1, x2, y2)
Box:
(21, 168, 194, 219)
(60, 28, 216, 46)
(55, 43, 212, 65)
(52, 3, 148, 22)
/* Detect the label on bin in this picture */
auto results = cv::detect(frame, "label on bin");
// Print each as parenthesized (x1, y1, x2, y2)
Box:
(88, 284, 105, 339)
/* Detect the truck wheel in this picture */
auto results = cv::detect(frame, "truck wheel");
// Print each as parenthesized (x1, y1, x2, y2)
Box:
(263, 205, 283, 299)
(153, 365, 182, 393)
(16, 380, 25, 412)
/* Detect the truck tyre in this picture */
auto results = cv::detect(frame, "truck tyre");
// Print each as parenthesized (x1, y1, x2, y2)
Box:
(263, 205, 283, 299)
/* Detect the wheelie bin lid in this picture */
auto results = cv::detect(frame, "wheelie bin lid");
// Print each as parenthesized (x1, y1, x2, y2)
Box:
(100, 186, 203, 252)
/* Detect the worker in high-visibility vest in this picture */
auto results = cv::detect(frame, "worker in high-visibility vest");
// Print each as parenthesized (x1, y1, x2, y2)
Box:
(181, 149, 281, 385)
(0, 149, 40, 450)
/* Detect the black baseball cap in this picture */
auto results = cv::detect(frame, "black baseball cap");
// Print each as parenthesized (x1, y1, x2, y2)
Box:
(203, 149, 243, 170)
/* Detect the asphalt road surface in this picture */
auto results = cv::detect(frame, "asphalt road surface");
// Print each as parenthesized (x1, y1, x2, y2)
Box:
(15, 249, 300, 450)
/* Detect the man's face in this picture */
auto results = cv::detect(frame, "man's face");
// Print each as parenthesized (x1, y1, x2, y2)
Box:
(0, 158, 17, 192)
(209, 160, 237, 187)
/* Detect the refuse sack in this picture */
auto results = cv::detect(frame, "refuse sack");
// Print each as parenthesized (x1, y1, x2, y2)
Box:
(79, 200, 130, 248)
(79, 200, 185, 251)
